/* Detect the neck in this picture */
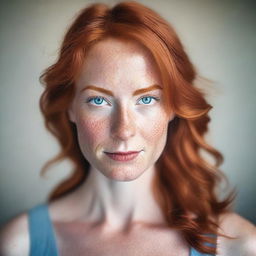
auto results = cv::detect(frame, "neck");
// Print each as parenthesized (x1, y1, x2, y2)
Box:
(74, 165, 166, 232)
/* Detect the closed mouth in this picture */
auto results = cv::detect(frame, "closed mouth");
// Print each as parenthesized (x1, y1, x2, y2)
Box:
(104, 151, 141, 155)
(104, 150, 142, 162)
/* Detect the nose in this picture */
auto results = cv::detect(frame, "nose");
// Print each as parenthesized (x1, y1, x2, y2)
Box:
(110, 104, 136, 141)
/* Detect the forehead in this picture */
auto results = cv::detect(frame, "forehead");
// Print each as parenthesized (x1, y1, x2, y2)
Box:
(76, 38, 161, 92)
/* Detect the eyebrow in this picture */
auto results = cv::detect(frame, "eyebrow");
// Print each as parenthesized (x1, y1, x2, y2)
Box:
(80, 84, 162, 96)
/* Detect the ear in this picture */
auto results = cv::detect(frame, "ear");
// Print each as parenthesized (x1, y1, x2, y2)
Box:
(67, 106, 76, 123)
(168, 112, 176, 123)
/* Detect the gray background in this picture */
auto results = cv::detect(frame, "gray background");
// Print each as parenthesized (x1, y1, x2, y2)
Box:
(0, 0, 255, 225)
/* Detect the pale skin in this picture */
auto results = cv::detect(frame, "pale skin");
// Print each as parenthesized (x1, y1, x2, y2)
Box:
(0, 38, 256, 256)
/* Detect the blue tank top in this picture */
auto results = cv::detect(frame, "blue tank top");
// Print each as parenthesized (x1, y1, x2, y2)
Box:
(28, 204, 215, 256)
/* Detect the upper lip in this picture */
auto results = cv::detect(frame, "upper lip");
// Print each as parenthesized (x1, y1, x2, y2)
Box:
(105, 151, 141, 154)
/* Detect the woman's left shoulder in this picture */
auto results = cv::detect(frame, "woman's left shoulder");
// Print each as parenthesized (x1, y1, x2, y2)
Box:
(217, 212, 256, 256)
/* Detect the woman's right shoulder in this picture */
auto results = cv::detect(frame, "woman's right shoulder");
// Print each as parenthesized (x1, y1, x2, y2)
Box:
(0, 212, 30, 256)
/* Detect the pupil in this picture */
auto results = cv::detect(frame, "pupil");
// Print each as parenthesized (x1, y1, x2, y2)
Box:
(95, 97, 102, 104)
(143, 97, 151, 104)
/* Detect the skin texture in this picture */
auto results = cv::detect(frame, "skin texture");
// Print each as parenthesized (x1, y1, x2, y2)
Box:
(0, 38, 255, 256)
(67, 37, 174, 230)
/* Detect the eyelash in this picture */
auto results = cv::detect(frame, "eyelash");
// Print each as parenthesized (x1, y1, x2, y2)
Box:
(86, 95, 160, 106)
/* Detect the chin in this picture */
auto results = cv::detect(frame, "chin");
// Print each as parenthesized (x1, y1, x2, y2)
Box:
(103, 166, 145, 182)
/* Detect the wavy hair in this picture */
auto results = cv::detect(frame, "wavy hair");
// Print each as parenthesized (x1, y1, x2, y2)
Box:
(39, 1, 235, 254)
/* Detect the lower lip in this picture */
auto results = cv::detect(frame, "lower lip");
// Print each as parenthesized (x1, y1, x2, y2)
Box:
(104, 152, 141, 162)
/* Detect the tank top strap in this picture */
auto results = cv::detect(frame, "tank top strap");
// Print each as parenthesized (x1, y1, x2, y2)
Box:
(28, 203, 58, 256)
(190, 233, 216, 256)
(190, 247, 215, 256)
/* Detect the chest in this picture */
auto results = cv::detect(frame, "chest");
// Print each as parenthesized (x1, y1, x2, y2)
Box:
(53, 222, 190, 256)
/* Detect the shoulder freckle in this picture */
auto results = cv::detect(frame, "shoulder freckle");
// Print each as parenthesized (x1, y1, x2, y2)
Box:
(0, 213, 30, 256)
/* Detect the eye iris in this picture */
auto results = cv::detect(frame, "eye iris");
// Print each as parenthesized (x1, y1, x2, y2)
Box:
(94, 97, 103, 104)
(142, 97, 152, 104)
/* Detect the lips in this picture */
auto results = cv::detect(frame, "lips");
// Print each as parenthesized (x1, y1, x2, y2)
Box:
(107, 151, 140, 154)
(104, 150, 141, 161)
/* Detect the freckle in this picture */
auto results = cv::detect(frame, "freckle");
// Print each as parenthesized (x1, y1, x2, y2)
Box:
(147, 118, 167, 141)
(81, 118, 108, 135)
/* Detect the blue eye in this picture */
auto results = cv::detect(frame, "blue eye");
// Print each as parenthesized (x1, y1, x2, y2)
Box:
(87, 96, 159, 107)
(87, 96, 108, 106)
(138, 96, 159, 105)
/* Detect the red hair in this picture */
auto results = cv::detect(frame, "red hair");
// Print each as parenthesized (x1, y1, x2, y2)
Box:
(39, 1, 235, 254)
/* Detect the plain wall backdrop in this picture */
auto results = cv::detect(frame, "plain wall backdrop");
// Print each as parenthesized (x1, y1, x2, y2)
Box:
(0, 0, 255, 225)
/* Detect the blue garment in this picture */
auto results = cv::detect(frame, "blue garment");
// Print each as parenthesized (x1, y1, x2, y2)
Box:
(28, 204, 58, 256)
(28, 204, 215, 256)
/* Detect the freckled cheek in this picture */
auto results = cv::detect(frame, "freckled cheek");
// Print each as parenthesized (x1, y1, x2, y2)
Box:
(140, 114, 169, 144)
(76, 116, 109, 149)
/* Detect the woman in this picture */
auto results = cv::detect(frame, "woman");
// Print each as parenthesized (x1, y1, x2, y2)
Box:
(0, 1, 255, 255)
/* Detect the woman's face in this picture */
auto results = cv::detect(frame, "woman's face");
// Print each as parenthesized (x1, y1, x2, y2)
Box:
(69, 38, 174, 181)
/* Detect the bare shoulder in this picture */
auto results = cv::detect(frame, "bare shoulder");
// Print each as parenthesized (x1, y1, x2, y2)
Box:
(217, 212, 256, 256)
(0, 213, 30, 256)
